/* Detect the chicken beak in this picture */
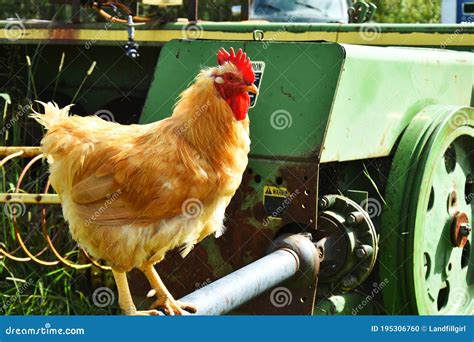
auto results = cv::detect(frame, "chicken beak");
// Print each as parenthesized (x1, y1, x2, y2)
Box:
(244, 84, 259, 95)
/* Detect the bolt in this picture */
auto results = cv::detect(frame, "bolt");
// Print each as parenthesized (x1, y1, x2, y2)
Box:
(460, 223, 472, 237)
(319, 196, 333, 210)
(342, 275, 358, 288)
(355, 245, 373, 259)
(356, 247, 367, 259)
(347, 214, 357, 225)
(346, 211, 364, 226)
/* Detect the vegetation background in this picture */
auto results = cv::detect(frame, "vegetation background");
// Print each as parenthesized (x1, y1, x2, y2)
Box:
(0, 0, 441, 23)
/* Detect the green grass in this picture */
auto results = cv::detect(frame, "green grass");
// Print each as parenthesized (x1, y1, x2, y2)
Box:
(0, 46, 117, 316)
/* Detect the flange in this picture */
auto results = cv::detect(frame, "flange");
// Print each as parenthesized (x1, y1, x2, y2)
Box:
(315, 195, 378, 293)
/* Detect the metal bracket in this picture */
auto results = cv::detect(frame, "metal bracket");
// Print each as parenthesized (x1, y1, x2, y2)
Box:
(348, 1, 377, 23)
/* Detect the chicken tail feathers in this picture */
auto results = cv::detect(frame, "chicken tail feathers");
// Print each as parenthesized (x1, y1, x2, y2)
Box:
(30, 101, 74, 130)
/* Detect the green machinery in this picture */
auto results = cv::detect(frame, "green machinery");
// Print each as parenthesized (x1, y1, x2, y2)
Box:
(0, 1, 473, 315)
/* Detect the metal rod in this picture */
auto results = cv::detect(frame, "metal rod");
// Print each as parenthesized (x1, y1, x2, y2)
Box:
(180, 249, 298, 315)
(72, 0, 81, 24)
(188, 0, 198, 22)
(0, 146, 42, 157)
(179, 234, 319, 315)
(241, 0, 250, 21)
(0, 193, 60, 204)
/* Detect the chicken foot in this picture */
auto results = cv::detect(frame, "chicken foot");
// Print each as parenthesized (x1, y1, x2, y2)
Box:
(112, 269, 159, 316)
(142, 264, 197, 315)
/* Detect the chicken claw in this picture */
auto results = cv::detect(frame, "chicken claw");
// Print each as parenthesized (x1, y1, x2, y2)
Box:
(142, 264, 197, 315)
(150, 298, 197, 315)
(128, 309, 161, 316)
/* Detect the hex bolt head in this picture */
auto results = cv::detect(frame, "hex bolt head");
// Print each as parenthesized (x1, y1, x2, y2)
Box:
(342, 275, 358, 288)
(346, 211, 364, 226)
(460, 223, 472, 237)
(347, 214, 357, 225)
(355, 245, 373, 259)
(356, 247, 367, 259)
(319, 196, 333, 210)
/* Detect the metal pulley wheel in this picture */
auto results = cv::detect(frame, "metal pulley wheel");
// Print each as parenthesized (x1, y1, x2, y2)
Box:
(380, 105, 473, 314)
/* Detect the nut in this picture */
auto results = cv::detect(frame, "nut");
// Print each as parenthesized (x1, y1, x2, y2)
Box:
(459, 223, 472, 237)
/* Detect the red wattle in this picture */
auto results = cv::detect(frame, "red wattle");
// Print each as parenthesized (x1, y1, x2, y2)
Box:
(227, 93, 250, 121)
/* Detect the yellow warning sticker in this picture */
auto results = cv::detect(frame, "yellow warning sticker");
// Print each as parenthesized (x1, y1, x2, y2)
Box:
(263, 186, 290, 199)
(263, 186, 290, 221)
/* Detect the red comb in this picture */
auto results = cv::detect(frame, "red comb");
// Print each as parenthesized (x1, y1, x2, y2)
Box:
(217, 47, 255, 84)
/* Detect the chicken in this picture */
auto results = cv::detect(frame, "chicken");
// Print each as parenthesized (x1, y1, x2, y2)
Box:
(31, 47, 258, 315)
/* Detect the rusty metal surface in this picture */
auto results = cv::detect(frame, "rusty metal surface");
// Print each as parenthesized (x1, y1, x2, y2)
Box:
(451, 211, 471, 248)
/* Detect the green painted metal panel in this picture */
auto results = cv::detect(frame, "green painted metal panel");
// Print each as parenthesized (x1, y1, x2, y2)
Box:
(320, 44, 473, 162)
(140, 40, 344, 159)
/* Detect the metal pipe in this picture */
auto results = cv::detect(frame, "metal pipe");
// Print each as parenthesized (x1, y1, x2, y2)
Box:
(241, 0, 250, 21)
(0, 146, 42, 157)
(0, 193, 60, 204)
(179, 234, 319, 315)
(188, 0, 198, 22)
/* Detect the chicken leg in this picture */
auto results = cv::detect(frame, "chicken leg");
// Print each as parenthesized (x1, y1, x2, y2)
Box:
(142, 264, 197, 315)
(112, 269, 159, 316)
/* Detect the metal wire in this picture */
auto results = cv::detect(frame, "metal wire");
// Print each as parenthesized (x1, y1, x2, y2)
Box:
(87, 1, 157, 24)
(0, 148, 110, 270)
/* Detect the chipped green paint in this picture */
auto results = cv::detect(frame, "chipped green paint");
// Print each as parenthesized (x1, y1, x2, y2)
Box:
(201, 237, 234, 278)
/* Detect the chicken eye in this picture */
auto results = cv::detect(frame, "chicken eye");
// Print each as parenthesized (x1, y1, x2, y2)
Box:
(227, 74, 234, 81)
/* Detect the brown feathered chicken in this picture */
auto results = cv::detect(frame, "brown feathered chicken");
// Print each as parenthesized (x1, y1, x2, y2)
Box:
(31, 48, 258, 315)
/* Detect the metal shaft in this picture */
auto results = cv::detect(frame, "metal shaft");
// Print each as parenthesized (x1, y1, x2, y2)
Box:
(179, 234, 319, 315)
(180, 249, 299, 315)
